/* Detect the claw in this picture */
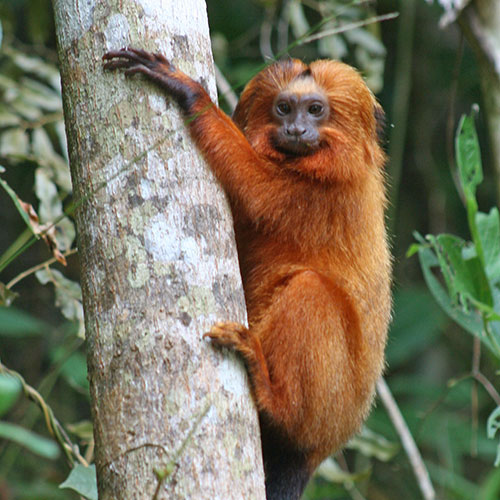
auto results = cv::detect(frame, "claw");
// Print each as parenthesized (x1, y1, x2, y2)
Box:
(103, 47, 176, 74)
(203, 321, 248, 349)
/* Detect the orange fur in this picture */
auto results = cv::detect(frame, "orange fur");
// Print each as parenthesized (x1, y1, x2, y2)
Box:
(103, 50, 391, 499)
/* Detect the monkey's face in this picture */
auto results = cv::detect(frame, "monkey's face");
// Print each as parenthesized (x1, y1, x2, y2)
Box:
(233, 59, 384, 179)
(272, 82, 329, 155)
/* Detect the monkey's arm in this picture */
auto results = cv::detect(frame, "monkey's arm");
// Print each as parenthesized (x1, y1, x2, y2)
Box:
(103, 48, 293, 223)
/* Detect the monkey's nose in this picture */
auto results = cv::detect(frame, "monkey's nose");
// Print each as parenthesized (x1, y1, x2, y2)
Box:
(286, 125, 307, 137)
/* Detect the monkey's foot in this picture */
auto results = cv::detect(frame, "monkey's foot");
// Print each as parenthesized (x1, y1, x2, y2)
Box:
(203, 321, 249, 349)
(205, 322, 272, 399)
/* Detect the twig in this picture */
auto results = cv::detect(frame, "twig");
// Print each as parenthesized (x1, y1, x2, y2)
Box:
(471, 336, 480, 456)
(6, 248, 78, 289)
(259, 6, 275, 60)
(152, 403, 211, 499)
(376, 377, 436, 500)
(473, 371, 500, 406)
(214, 64, 238, 112)
(0, 360, 88, 467)
(277, 0, 290, 55)
(336, 453, 368, 500)
(300, 12, 399, 44)
(386, 0, 415, 234)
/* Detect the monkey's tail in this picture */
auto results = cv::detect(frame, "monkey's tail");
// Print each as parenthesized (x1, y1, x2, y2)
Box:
(260, 417, 311, 500)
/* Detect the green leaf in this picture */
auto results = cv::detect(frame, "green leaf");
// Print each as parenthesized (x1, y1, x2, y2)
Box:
(478, 466, 500, 500)
(34, 166, 75, 252)
(0, 104, 21, 127)
(425, 234, 455, 297)
(67, 420, 93, 440)
(476, 208, 500, 284)
(0, 282, 18, 307)
(10, 97, 43, 121)
(417, 245, 488, 347)
(344, 27, 386, 56)
(0, 128, 29, 156)
(10, 49, 61, 90)
(487, 407, 500, 440)
(31, 130, 71, 192)
(32, 130, 72, 192)
(318, 26, 347, 59)
(346, 426, 399, 461)
(0, 421, 59, 459)
(52, 349, 88, 392)
(0, 174, 39, 235)
(436, 233, 492, 308)
(289, 0, 310, 38)
(35, 167, 63, 223)
(427, 461, 480, 500)
(0, 307, 48, 337)
(0, 374, 22, 416)
(35, 269, 84, 337)
(20, 77, 62, 112)
(456, 110, 483, 200)
(406, 242, 421, 258)
(316, 457, 370, 484)
(487, 407, 500, 467)
(60, 464, 98, 500)
(455, 109, 486, 265)
(386, 287, 445, 367)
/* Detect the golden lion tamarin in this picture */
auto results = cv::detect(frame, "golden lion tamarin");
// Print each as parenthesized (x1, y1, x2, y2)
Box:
(103, 48, 391, 499)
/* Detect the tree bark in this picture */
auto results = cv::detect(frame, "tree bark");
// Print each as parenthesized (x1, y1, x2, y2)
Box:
(52, 1, 265, 499)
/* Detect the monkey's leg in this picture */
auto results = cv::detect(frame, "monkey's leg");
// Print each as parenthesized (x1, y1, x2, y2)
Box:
(207, 270, 356, 499)
(207, 270, 358, 446)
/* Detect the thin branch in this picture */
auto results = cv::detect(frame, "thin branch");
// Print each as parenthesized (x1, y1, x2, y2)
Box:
(152, 403, 211, 500)
(300, 12, 399, 45)
(445, 35, 465, 200)
(0, 360, 88, 468)
(336, 453, 368, 500)
(277, 0, 291, 55)
(259, 6, 275, 60)
(471, 336, 480, 456)
(376, 377, 436, 500)
(473, 371, 500, 406)
(214, 64, 238, 112)
(386, 0, 416, 234)
(6, 248, 78, 289)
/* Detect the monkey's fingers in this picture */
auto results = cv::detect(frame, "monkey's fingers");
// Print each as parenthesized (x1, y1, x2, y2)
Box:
(203, 321, 249, 348)
(102, 59, 136, 71)
(103, 48, 152, 63)
(103, 48, 174, 72)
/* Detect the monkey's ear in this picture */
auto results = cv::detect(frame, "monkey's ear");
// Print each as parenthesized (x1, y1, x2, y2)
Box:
(232, 99, 247, 129)
(233, 89, 254, 130)
(374, 103, 386, 145)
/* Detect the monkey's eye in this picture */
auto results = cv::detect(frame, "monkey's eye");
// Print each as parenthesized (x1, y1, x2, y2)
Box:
(308, 103, 323, 115)
(276, 102, 291, 115)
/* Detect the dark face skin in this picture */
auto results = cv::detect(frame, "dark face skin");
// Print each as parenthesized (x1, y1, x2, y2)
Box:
(272, 90, 329, 155)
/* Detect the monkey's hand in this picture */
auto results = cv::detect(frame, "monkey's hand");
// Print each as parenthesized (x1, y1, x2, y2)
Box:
(103, 48, 205, 115)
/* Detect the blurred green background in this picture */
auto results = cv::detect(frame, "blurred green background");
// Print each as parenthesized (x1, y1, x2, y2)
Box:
(0, 1, 499, 499)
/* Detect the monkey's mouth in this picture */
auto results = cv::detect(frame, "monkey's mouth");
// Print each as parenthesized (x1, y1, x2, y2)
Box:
(272, 135, 320, 156)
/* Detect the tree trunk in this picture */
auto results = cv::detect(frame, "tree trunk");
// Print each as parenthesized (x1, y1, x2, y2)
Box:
(459, 0, 500, 202)
(52, 1, 265, 498)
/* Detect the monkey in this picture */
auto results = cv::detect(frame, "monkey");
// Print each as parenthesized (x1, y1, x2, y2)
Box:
(103, 48, 391, 500)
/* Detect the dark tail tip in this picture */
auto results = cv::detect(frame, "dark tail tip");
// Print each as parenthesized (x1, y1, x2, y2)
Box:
(260, 417, 311, 500)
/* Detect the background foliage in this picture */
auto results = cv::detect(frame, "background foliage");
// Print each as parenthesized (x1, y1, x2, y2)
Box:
(0, 0, 499, 499)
